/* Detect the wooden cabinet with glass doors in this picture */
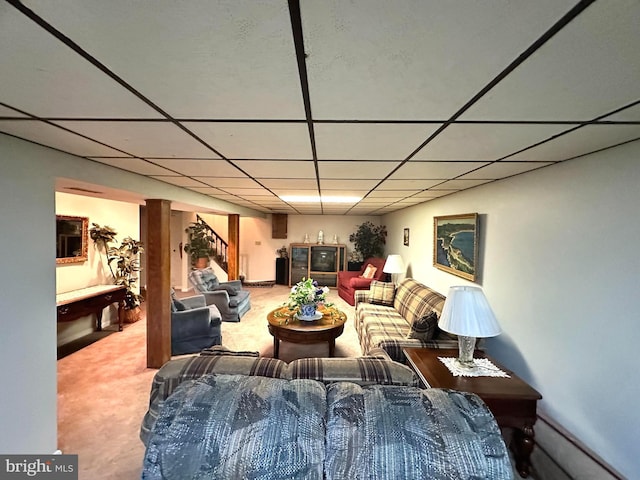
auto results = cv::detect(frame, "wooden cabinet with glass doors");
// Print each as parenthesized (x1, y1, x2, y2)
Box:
(289, 244, 346, 287)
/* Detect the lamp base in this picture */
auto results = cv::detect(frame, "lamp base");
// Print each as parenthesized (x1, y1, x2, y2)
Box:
(456, 335, 477, 369)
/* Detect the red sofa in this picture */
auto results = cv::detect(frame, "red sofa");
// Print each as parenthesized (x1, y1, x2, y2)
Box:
(337, 257, 387, 306)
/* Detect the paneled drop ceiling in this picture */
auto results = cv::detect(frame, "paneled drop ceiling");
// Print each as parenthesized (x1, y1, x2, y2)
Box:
(1, 0, 639, 215)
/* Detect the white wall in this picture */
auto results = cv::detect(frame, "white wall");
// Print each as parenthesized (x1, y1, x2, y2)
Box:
(55, 192, 140, 343)
(0, 133, 262, 454)
(383, 142, 640, 478)
(1, 138, 58, 453)
(239, 214, 381, 282)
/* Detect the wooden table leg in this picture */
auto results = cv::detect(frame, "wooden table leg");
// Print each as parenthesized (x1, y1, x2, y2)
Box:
(328, 339, 335, 357)
(512, 424, 535, 478)
(273, 336, 280, 359)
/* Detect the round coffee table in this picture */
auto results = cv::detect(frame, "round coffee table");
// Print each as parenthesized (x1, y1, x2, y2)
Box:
(267, 305, 347, 358)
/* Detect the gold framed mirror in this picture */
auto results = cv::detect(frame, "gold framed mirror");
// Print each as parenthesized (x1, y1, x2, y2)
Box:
(56, 215, 88, 264)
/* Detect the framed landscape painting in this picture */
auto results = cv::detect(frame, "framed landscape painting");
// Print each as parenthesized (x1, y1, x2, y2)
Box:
(433, 213, 478, 282)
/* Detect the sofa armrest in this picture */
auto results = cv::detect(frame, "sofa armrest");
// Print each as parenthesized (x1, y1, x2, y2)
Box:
(349, 276, 373, 288)
(338, 270, 360, 282)
(220, 279, 243, 289)
(201, 290, 231, 311)
(179, 295, 207, 309)
(171, 308, 217, 337)
(354, 289, 371, 307)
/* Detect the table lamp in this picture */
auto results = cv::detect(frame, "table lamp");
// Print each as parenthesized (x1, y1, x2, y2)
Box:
(438, 285, 501, 368)
(382, 254, 405, 284)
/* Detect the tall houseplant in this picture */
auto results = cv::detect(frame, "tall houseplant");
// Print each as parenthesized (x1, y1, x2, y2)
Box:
(90, 224, 144, 322)
(183, 222, 215, 269)
(349, 221, 387, 261)
(108, 236, 144, 312)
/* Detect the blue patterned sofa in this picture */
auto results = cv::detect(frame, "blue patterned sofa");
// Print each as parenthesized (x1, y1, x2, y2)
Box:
(140, 348, 513, 479)
(355, 278, 463, 362)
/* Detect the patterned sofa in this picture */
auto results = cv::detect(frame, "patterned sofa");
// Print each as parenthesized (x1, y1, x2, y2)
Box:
(140, 348, 513, 480)
(355, 278, 462, 363)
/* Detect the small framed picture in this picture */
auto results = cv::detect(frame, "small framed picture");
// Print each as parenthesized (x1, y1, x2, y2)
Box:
(403, 228, 410, 246)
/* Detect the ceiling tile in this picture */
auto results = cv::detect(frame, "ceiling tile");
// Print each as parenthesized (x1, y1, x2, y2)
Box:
(603, 103, 640, 122)
(459, 161, 555, 180)
(507, 125, 640, 162)
(0, 4, 161, 118)
(193, 177, 262, 189)
(233, 160, 317, 178)
(25, 0, 305, 119)
(461, 1, 640, 121)
(388, 161, 489, 179)
(0, 105, 27, 117)
(318, 161, 397, 178)
(261, 179, 319, 189)
(151, 176, 208, 188)
(319, 179, 379, 190)
(0, 120, 124, 157)
(377, 179, 441, 190)
(87, 157, 175, 176)
(366, 189, 421, 199)
(431, 179, 492, 189)
(218, 187, 272, 196)
(148, 159, 242, 177)
(412, 190, 453, 199)
(185, 122, 312, 159)
(301, 0, 576, 119)
(54, 121, 219, 158)
(320, 190, 367, 198)
(315, 124, 439, 160)
(270, 189, 319, 197)
(413, 124, 569, 160)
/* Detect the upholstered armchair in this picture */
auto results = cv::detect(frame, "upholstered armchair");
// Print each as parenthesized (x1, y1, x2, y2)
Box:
(170, 293, 222, 355)
(188, 267, 251, 322)
(337, 257, 387, 306)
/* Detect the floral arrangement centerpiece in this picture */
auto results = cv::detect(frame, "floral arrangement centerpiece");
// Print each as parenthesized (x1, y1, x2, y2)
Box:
(288, 277, 330, 319)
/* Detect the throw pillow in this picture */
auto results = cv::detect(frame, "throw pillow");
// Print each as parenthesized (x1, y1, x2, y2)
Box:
(361, 264, 378, 279)
(369, 280, 395, 306)
(407, 311, 438, 340)
(172, 298, 187, 311)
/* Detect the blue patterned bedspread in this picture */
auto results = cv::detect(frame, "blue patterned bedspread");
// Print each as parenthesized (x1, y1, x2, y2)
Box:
(142, 374, 512, 479)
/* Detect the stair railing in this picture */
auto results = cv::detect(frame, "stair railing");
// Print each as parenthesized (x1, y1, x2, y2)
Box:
(196, 214, 228, 273)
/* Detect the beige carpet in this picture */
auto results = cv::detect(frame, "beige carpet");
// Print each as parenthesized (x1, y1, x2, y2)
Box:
(57, 285, 362, 480)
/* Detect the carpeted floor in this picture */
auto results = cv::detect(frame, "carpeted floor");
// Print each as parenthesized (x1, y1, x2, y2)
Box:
(57, 284, 362, 480)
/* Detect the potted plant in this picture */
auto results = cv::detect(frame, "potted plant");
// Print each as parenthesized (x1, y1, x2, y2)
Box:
(349, 221, 387, 261)
(183, 222, 215, 269)
(90, 224, 144, 323)
(108, 236, 144, 322)
(287, 277, 330, 318)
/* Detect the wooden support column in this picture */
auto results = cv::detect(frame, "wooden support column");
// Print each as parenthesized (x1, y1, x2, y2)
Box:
(227, 214, 240, 281)
(145, 199, 172, 368)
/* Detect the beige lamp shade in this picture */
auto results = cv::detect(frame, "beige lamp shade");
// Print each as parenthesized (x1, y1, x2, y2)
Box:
(382, 254, 405, 274)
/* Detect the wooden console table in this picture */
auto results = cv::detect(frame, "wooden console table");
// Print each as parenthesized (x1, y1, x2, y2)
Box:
(56, 285, 127, 332)
(404, 347, 542, 478)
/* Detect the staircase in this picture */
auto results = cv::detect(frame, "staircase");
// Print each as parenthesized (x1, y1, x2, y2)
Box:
(195, 214, 228, 273)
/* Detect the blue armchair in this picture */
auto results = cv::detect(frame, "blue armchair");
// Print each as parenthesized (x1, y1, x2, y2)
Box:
(171, 293, 222, 355)
(188, 267, 251, 323)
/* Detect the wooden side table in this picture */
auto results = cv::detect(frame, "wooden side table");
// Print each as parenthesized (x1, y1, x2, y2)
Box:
(404, 347, 542, 478)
